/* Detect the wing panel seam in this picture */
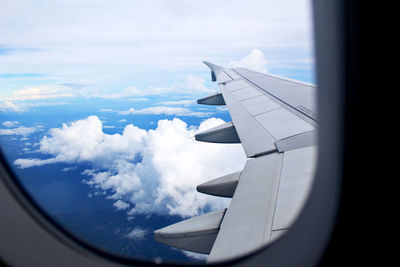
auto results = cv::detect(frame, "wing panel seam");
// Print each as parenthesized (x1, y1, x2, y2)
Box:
(232, 69, 318, 125)
(265, 152, 285, 241)
(219, 85, 278, 153)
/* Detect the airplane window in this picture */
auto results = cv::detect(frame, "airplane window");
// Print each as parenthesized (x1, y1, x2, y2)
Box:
(0, 0, 315, 264)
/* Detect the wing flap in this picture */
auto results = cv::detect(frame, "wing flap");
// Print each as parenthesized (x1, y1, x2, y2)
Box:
(271, 146, 317, 231)
(196, 171, 241, 198)
(195, 121, 240, 144)
(197, 93, 226, 105)
(208, 153, 283, 262)
(275, 130, 317, 152)
(154, 209, 226, 254)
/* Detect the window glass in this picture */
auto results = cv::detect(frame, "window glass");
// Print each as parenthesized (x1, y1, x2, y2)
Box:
(0, 0, 314, 263)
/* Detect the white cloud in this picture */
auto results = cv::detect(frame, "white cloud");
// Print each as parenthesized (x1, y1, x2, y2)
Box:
(0, 101, 26, 112)
(0, 0, 314, 101)
(181, 251, 208, 261)
(95, 86, 159, 98)
(185, 75, 215, 94)
(94, 85, 176, 99)
(14, 157, 59, 168)
(14, 116, 247, 217)
(0, 125, 41, 136)
(62, 166, 78, 172)
(0, 0, 312, 71)
(120, 106, 210, 117)
(0, 75, 213, 103)
(14, 116, 146, 167)
(230, 49, 268, 73)
(159, 100, 194, 106)
(2, 121, 20, 127)
(128, 98, 150, 102)
(101, 75, 214, 99)
(125, 227, 148, 240)
(113, 200, 130, 210)
(0, 100, 69, 113)
(9, 85, 74, 101)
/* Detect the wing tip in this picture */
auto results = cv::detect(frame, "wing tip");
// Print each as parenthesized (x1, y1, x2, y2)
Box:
(203, 61, 223, 71)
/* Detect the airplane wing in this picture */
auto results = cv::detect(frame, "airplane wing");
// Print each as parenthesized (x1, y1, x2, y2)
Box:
(154, 62, 318, 262)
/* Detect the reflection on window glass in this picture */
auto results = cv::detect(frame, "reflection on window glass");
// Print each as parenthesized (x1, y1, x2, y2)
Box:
(0, 0, 314, 263)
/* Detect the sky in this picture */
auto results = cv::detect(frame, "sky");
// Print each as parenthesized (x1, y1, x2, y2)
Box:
(0, 0, 314, 101)
(0, 0, 315, 262)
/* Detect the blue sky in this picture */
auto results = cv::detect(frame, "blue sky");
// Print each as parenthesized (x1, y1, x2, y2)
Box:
(0, 0, 315, 262)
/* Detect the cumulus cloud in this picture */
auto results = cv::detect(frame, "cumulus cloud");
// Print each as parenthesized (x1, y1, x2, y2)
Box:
(120, 106, 210, 117)
(14, 116, 247, 217)
(230, 49, 269, 73)
(15, 116, 146, 167)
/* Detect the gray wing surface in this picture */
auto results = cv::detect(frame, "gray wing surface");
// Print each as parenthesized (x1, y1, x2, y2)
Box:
(154, 62, 318, 262)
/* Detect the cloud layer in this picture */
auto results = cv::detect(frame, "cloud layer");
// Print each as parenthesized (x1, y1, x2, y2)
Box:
(120, 106, 210, 117)
(9, 85, 75, 100)
(0, 0, 314, 101)
(0, 101, 26, 112)
(14, 116, 247, 217)
(95, 75, 214, 99)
